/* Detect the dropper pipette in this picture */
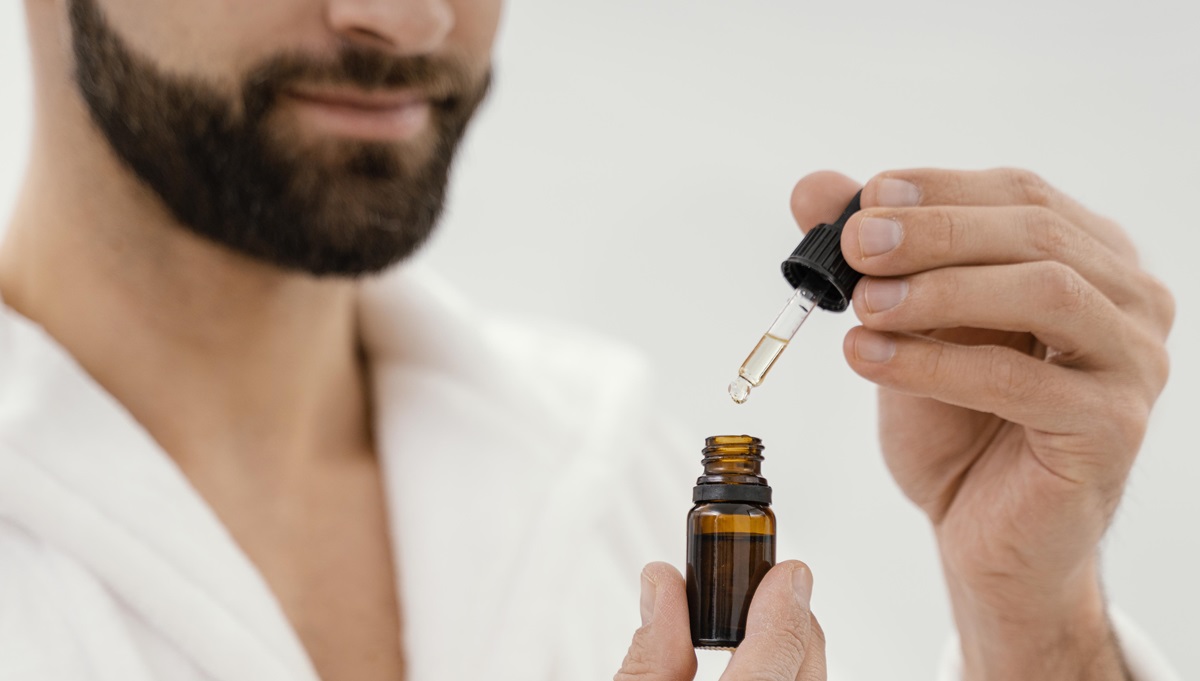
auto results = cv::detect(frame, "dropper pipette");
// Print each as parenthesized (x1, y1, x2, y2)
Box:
(728, 191, 864, 404)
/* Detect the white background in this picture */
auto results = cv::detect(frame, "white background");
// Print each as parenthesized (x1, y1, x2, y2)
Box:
(2, 1, 1197, 679)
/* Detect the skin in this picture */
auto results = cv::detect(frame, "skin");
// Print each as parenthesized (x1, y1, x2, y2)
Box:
(616, 168, 1173, 680)
(791, 169, 1175, 680)
(5, 1, 501, 681)
(4, 2, 1173, 680)
(615, 561, 827, 681)
(617, 170, 1172, 680)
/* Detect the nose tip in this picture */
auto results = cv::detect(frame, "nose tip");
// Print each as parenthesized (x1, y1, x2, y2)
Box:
(326, 0, 455, 54)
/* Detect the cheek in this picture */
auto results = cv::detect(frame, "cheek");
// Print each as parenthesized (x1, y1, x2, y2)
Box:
(82, 0, 320, 91)
(448, 0, 504, 67)
(88, 0, 229, 72)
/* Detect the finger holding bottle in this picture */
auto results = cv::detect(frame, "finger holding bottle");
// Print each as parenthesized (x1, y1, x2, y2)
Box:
(721, 561, 826, 681)
(615, 561, 826, 681)
(615, 562, 698, 681)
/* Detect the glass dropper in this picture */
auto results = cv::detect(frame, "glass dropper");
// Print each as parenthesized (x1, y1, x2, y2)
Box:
(728, 283, 827, 403)
(728, 190, 865, 404)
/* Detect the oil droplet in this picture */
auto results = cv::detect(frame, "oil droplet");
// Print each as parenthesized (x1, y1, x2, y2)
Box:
(728, 376, 752, 404)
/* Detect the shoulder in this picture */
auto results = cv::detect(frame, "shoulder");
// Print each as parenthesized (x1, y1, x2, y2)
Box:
(362, 267, 661, 442)
(483, 316, 652, 422)
(361, 266, 695, 503)
(481, 315, 694, 529)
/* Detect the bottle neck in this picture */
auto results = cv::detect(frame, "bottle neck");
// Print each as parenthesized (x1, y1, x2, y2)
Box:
(696, 435, 768, 486)
(693, 435, 771, 504)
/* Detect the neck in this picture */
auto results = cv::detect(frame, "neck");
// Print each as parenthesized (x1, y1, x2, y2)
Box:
(0, 106, 372, 477)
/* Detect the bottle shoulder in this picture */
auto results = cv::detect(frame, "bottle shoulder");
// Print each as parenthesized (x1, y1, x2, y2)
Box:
(687, 503, 775, 535)
(688, 501, 775, 520)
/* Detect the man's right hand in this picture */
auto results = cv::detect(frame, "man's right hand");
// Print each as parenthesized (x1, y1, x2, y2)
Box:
(614, 561, 826, 681)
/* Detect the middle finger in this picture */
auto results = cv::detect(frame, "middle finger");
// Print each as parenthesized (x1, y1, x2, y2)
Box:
(840, 205, 1162, 329)
(852, 261, 1144, 372)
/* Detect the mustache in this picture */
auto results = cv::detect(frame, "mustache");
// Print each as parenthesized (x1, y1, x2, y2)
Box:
(242, 47, 487, 116)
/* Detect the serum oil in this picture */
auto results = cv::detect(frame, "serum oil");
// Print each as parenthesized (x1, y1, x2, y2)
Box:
(685, 435, 776, 649)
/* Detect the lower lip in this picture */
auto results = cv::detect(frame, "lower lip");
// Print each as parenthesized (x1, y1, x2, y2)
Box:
(285, 95, 432, 142)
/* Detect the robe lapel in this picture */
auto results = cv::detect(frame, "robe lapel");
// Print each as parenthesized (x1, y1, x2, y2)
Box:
(0, 311, 318, 681)
(360, 269, 565, 681)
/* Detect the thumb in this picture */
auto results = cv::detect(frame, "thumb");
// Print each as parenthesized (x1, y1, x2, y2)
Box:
(790, 170, 862, 234)
(721, 561, 827, 681)
(615, 562, 697, 681)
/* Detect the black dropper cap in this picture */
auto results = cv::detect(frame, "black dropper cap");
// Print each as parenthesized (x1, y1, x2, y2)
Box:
(780, 190, 864, 312)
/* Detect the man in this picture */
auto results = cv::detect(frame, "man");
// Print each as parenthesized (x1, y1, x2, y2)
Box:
(0, 1, 1177, 681)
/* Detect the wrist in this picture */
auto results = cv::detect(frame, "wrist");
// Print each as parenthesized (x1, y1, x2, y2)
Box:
(943, 559, 1131, 681)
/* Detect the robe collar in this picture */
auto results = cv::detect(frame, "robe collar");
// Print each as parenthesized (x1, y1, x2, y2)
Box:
(0, 265, 561, 681)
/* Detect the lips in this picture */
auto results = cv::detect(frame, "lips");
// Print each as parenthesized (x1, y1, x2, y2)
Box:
(283, 85, 434, 141)
(287, 85, 428, 109)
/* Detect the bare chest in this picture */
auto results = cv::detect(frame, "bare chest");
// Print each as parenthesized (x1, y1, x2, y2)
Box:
(192, 457, 405, 681)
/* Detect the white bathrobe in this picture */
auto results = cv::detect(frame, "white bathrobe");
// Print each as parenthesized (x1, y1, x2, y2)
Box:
(0, 267, 1181, 681)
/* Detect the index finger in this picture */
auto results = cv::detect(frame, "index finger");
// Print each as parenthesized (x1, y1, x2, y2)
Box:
(615, 563, 698, 681)
(720, 561, 826, 681)
(861, 167, 1137, 259)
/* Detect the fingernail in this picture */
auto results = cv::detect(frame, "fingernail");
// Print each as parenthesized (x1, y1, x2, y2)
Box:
(859, 217, 903, 257)
(855, 329, 896, 363)
(640, 573, 656, 626)
(792, 565, 813, 609)
(876, 178, 921, 207)
(865, 279, 908, 313)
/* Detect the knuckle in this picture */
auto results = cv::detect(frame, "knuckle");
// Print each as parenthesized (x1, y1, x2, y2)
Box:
(1023, 206, 1075, 260)
(742, 641, 806, 681)
(1104, 392, 1151, 457)
(985, 347, 1033, 403)
(941, 171, 974, 204)
(1125, 324, 1172, 398)
(922, 340, 955, 393)
(768, 626, 810, 665)
(614, 631, 658, 681)
(614, 667, 653, 681)
(1003, 167, 1054, 206)
(1122, 270, 1176, 338)
(1149, 344, 1172, 396)
(1064, 378, 1147, 469)
(1146, 273, 1177, 333)
(1035, 261, 1088, 316)
(923, 207, 961, 261)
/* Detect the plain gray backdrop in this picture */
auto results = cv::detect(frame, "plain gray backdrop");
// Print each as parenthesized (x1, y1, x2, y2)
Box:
(1, 2, 1197, 679)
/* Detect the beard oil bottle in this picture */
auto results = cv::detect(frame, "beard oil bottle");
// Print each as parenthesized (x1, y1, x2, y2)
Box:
(686, 435, 776, 649)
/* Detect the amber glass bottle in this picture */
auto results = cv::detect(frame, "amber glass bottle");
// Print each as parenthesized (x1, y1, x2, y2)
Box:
(686, 435, 776, 649)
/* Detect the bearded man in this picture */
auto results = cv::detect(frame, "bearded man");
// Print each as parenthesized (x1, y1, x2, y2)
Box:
(0, 2, 1179, 681)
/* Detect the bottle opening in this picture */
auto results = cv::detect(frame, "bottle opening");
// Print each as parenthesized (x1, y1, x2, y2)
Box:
(696, 435, 768, 490)
(703, 435, 764, 457)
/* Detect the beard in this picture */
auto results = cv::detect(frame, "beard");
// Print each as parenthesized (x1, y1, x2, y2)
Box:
(67, 0, 491, 276)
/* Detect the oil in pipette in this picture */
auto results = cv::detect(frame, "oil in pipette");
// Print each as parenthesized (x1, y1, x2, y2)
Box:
(728, 285, 823, 403)
(728, 335, 787, 404)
